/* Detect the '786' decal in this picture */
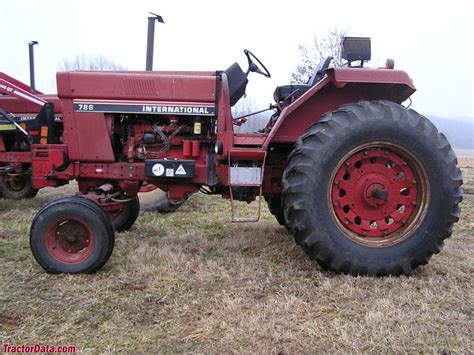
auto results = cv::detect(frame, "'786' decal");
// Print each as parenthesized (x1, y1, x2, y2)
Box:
(77, 104, 94, 111)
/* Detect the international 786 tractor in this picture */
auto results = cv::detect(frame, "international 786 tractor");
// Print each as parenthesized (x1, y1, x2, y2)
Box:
(0, 37, 463, 275)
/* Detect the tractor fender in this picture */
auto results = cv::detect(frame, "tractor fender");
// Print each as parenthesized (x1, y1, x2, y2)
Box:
(265, 67, 416, 145)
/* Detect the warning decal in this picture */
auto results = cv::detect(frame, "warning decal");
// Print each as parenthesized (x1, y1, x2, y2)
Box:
(175, 165, 186, 175)
(144, 159, 195, 178)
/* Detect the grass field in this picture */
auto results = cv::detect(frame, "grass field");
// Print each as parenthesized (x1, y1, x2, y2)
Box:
(1, 160, 473, 353)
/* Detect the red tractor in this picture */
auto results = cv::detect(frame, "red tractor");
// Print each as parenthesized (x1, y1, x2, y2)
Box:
(0, 73, 63, 199)
(0, 74, 180, 226)
(0, 37, 463, 275)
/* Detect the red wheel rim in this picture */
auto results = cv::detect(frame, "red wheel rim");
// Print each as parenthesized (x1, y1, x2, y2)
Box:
(109, 207, 124, 223)
(44, 218, 95, 263)
(330, 143, 429, 247)
(139, 183, 158, 193)
(102, 201, 127, 223)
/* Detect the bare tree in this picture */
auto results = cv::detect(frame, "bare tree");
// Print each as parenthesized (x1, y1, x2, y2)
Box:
(290, 27, 348, 84)
(59, 54, 127, 71)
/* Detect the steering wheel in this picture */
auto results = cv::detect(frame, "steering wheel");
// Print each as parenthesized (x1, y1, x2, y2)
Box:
(244, 49, 271, 78)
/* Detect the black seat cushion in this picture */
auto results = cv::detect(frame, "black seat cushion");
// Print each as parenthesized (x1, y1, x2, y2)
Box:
(273, 84, 310, 102)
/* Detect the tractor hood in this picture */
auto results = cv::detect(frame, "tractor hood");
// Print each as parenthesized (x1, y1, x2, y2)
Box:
(56, 71, 217, 103)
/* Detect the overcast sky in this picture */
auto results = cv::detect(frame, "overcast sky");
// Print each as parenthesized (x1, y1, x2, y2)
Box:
(0, 0, 472, 119)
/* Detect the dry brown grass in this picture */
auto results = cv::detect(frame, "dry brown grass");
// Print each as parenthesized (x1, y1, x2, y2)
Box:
(0, 162, 473, 353)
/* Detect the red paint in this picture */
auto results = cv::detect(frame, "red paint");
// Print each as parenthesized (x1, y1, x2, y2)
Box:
(183, 140, 191, 156)
(0, 62, 417, 211)
(139, 183, 158, 193)
(44, 217, 95, 264)
(0, 78, 47, 107)
(264, 68, 415, 145)
(331, 147, 417, 237)
(234, 134, 266, 146)
(0, 72, 43, 94)
(192, 140, 200, 157)
(56, 71, 216, 102)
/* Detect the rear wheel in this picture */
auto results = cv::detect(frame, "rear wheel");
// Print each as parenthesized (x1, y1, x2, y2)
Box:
(1, 174, 38, 199)
(282, 100, 463, 276)
(30, 196, 115, 274)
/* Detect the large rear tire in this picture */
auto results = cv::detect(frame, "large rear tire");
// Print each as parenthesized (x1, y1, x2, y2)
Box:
(30, 196, 115, 274)
(282, 100, 463, 276)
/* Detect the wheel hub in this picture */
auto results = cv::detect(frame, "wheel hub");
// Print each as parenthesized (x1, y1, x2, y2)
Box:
(331, 147, 420, 240)
(6, 175, 26, 191)
(361, 179, 389, 207)
(56, 221, 90, 252)
(45, 219, 94, 263)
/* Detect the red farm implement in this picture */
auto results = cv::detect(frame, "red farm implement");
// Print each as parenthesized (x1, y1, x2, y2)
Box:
(0, 37, 463, 275)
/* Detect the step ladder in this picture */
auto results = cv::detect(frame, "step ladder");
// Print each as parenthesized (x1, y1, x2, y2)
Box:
(228, 149, 267, 222)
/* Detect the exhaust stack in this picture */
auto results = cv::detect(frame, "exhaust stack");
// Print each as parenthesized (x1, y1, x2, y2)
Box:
(145, 12, 164, 71)
(28, 41, 38, 94)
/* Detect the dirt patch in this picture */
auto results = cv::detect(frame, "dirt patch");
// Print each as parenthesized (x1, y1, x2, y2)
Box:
(0, 311, 23, 328)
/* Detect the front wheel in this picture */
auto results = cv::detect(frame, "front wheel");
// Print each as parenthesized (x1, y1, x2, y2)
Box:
(1, 174, 38, 199)
(30, 196, 115, 273)
(108, 196, 140, 232)
(266, 195, 289, 229)
(282, 100, 463, 276)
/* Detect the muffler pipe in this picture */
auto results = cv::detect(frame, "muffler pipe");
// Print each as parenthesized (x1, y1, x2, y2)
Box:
(145, 13, 164, 71)
(28, 41, 38, 94)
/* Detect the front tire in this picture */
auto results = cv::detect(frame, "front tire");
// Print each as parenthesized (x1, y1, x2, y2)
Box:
(282, 100, 463, 276)
(266, 195, 289, 228)
(1, 174, 38, 199)
(30, 196, 115, 274)
(108, 196, 140, 232)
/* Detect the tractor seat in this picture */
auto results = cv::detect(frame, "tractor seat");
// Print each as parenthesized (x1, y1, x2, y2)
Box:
(274, 84, 310, 102)
(274, 56, 333, 103)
